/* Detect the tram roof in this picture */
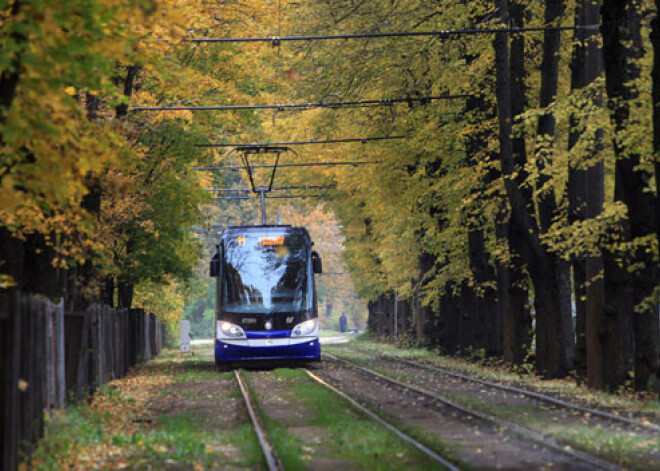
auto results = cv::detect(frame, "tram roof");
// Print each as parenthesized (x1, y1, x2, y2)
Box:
(221, 225, 311, 238)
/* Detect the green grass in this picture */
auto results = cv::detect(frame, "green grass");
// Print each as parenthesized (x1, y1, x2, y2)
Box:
(553, 425, 660, 467)
(30, 405, 104, 469)
(175, 370, 232, 382)
(108, 412, 263, 469)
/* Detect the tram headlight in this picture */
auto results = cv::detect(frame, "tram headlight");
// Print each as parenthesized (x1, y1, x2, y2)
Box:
(291, 318, 317, 337)
(218, 321, 247, 339)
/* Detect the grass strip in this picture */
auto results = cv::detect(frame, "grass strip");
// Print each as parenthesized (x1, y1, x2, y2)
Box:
(29, 350, 264, 470)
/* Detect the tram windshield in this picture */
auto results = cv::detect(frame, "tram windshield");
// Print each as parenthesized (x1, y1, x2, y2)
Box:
(223, 235, 310, 314)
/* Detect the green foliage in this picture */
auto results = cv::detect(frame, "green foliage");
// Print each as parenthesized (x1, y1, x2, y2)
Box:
(0, 0, 280, 307)
(242, 0, 660, 317)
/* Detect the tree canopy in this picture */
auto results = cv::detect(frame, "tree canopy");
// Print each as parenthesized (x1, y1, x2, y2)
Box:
(4, 0, 660, 392)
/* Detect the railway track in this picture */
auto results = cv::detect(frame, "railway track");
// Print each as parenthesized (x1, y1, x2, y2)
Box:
(234, 370, 284, 471)
(303, 368, 460, 471)
(236, 366, 459, 470)
(322, 353, 623, 471)
(343, 348, 660, 433)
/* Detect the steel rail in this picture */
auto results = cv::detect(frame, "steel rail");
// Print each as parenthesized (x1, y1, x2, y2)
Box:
(194, 160, 380, 171)
(234, 370, 284, 471)
(186, 25, 600, 43)
(206, 185, 336, 192)
(216, 194, 326, 200)
(131, 95, 467, 112)
(323, 353, 622, 471)
(196, 136, 409, 147)
(382, 355, 660, 434)
(303, 369, 459, 471)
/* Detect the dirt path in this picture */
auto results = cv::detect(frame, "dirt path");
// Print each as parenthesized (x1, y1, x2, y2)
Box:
(314, 359, 602, 470)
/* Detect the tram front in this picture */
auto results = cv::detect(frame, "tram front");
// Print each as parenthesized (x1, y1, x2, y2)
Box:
(211, 225, 322, 364)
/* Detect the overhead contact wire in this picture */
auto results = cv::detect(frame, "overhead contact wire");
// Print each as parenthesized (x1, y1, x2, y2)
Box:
(186, 25, 599, 43)
(131, 95, 468, 112)
(196, 135, 409, 147)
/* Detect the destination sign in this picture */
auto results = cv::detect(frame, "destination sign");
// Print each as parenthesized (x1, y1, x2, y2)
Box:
(231, 234, 305, 246)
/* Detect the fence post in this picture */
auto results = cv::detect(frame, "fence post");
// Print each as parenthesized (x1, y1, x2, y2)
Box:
(97, 305, 105, 386)
(54, 300, 65, 408)
(136, 309, 142, 362)
(115, 310, 121, 378)
(23, 296, 34, 452)
(45, 301, 56, 411)
(76, 310, 90, 401)
(143, 311, 151, 362)
(105, 306, 114, 381)
(150, 314, 156, 358)
(34, 296, 46, 444)
(155, 319, 162, 354)
(109, 307, 115, 380)
(2, 292, 21, 471)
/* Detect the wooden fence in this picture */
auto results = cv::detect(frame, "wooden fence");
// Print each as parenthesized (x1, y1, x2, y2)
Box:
(0, 293, 166, 471)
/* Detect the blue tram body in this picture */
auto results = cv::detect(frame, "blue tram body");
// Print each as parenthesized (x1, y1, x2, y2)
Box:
(210, 225, 322, 364)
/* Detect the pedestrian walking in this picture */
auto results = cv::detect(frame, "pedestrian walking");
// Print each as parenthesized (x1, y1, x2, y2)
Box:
(339, 312, 348, 333)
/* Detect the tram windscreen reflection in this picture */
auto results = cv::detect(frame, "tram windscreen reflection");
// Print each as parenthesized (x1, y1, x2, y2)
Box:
(224, 238, 308, 314)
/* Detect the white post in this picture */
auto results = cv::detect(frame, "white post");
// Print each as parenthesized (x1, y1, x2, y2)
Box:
(180, 320, 191, 353)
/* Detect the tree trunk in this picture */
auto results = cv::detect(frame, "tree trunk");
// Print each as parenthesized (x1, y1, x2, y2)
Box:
(602, 0, 660, 391)
(468, 229, 501, 356)
(0, 0, 24, 123)
(416, 252, 436, 346)
(568, 0, 605, 385)
(533, 0, 575, 377)
(464, 88, 503, 357)
(495, 0, 529, 366)
(510, 3, 530, 180)
(651, 0, 660, 388)
(115, 65, 139, 118)
(495, 0, 574, 377)
(494, 0, 574, 377)
(536, 0, 565, 232)
(100, 275, 114, 307)
(117, 280, 134, 309)
(0, 0, 27, 311)
(439, 289, 461, 354)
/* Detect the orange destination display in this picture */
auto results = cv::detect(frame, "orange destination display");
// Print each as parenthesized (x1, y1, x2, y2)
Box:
(258, 236, 285, 246)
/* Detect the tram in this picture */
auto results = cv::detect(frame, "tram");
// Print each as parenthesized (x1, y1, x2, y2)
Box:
(210, 225, 322, 365)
